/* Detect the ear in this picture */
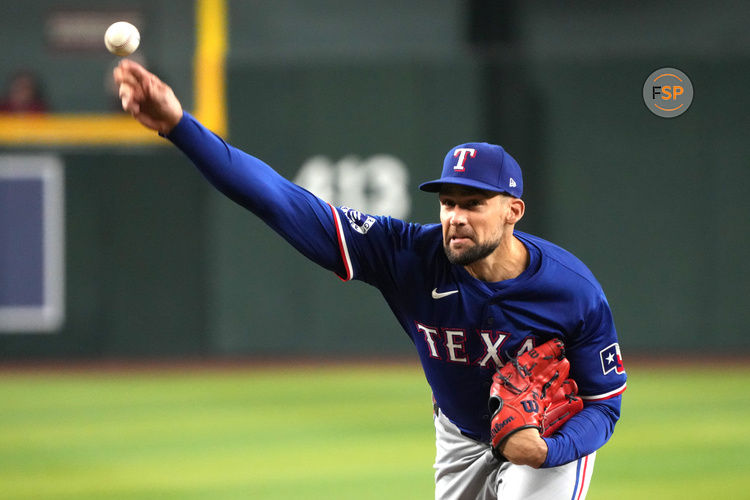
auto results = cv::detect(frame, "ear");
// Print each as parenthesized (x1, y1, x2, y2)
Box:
(506, 198, 525, 224)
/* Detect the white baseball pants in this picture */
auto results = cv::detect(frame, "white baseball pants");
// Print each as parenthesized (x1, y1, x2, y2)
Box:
(434, 411, 595, 500)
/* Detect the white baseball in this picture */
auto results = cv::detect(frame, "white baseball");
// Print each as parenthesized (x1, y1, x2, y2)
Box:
(104, 22, 140, 56)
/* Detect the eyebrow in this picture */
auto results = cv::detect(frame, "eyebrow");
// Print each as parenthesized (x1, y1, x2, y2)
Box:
(439, 188, 495, 199)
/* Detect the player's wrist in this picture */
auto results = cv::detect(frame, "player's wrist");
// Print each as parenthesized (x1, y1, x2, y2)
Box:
(530, 435, 548, 468)
(538, 436, 553, 468)
(161, 109, 183, 135)
(497, 428, 547, 468)
(161, 110, 187, 138)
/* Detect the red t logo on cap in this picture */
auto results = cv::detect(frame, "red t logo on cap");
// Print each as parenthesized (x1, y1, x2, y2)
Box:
(453, 148, 476, 172)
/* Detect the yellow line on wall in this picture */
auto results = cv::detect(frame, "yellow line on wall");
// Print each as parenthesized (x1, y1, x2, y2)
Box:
(194, 0, 228, 137)
(0, 0, 227, 147)
(0, 115, 162, 145)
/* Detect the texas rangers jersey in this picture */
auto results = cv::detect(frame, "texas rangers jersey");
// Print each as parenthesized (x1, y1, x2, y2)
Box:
(167, 113, 627, 468)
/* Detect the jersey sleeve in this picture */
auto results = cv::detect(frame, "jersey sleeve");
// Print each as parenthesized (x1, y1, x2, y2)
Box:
(166, 112, 418, 286)
(567, 294, 627, 401)
(326, 205, 425, 292)
(542, 396, 621, 467)
(166, 112, 348, 278)
(544, 289, 627, 467)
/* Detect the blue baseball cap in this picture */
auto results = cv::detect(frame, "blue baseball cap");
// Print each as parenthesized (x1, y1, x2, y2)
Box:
(419, 142, 523, 197)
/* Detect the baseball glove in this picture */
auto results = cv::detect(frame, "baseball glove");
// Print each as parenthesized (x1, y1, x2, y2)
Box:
(488, 339, 583, 458)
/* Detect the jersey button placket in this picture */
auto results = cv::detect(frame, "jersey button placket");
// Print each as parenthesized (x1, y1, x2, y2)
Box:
(484, 294, 504, 329)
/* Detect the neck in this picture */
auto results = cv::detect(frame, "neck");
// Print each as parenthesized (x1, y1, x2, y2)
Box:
(464, 233, 529, 282)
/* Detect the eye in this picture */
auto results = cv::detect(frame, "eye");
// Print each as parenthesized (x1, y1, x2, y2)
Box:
(440, 198, 455, 208)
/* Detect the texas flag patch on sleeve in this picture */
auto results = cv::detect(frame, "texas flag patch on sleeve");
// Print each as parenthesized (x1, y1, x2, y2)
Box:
(600, 343, 625, 375)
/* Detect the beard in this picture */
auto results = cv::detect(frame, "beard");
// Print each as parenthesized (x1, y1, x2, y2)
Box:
(443, 237, 501, 266)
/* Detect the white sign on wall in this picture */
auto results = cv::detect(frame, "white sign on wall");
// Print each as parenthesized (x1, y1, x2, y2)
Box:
(0, 155, 65, 333)
(294, 154, 411, 220)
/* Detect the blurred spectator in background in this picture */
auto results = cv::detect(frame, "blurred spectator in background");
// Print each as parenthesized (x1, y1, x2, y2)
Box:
(0, 71, 49, 113)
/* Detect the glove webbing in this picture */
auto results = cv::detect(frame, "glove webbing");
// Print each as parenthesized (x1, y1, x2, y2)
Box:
(540, 372, 560, 399)
(498, 357, 537, 395)
(495, 372, 523, 395)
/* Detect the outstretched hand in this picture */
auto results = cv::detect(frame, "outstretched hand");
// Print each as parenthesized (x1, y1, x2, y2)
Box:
(113, 59, 183, 135)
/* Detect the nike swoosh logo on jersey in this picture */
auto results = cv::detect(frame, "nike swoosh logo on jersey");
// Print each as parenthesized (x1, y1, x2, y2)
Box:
(431, 288, 459, 299)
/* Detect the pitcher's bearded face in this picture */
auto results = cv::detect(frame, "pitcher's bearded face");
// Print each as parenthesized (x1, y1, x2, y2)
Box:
(439, 186, 506, 266)
(443, 226, 502, 266)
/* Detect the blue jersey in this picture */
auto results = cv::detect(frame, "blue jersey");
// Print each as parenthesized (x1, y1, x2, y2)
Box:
(167, 113, 626, 468)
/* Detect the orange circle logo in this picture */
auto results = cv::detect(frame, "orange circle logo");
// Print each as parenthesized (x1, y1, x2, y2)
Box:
(643, 68, 693, 118)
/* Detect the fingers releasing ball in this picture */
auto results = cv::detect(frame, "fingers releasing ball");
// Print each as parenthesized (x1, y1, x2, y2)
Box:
(105, 22, 140, 56)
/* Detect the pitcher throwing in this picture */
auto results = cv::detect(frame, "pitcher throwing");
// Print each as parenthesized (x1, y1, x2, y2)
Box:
(114, 60, 627, 499)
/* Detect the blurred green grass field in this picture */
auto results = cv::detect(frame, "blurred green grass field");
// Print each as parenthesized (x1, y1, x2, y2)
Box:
(1, 362, 749, 499)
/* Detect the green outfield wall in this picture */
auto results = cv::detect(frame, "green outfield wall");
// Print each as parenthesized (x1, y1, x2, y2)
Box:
(1, 1, 748, 358)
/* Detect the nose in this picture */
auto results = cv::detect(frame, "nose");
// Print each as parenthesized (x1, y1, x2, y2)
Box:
(448, 207, 467, 226)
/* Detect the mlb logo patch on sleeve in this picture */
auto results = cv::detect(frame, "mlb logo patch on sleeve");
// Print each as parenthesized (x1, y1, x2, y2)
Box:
(599, 343, 625, 375)
(342, 206, 376, 235)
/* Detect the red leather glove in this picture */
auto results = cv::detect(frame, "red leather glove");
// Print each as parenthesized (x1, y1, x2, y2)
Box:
(489, 339, 583, 456)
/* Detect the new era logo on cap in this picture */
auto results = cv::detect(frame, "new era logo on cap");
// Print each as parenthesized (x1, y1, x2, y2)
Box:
(419, 142, 523, 197)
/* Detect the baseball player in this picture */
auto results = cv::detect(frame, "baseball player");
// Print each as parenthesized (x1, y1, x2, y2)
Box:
(114, 60, 626, 500)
